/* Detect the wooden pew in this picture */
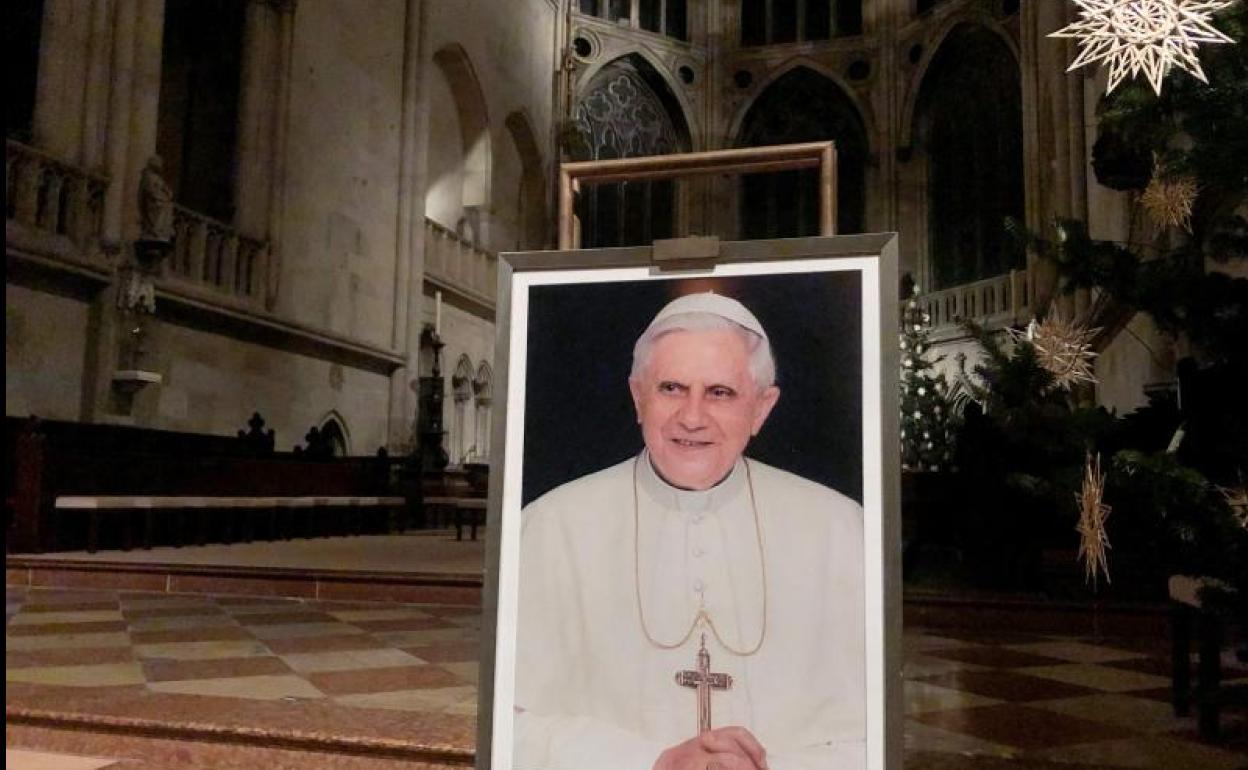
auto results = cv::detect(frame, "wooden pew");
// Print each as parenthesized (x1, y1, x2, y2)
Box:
(7, 417, 410, 554)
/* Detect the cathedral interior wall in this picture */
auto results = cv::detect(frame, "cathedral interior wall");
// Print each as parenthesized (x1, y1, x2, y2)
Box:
(424, 0, 557, 256)
(5, 0, 1176, 454)
(139, 316, 393, 452)
(275, 0, 407, 351)
(6, 284, 93, 422)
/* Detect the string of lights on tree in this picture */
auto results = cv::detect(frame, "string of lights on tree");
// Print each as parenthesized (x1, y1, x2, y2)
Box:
(899, 286, 957, 472)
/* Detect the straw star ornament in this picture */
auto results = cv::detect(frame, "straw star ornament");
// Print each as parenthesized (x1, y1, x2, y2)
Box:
(1049, 0, 1236, 95)
(1141, 172, 1199, 231)
(1076, 453, 1112, 587)
(1009, 313, 1101, 391)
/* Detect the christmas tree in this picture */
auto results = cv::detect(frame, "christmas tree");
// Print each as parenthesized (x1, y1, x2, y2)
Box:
(899, 285, 957, 472)
(1005, 3, 1246, 607)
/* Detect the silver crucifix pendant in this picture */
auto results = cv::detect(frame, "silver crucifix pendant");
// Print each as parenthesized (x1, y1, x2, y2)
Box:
(674, 633, 733, 734)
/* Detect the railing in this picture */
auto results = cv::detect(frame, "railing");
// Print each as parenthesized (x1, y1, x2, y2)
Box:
(6, 139, 107, 251)
(424, 218, 497, 307)
(169, 204, 267, 301)
(912, 268, 1032, 331)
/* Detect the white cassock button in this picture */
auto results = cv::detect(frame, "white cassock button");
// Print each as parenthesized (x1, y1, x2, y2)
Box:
(692, 546, 704, 558)
(692, 578, 704, 593)
(692, 514, 705, 524)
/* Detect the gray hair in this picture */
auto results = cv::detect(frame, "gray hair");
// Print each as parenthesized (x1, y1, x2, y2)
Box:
(630, 312, 776, 390)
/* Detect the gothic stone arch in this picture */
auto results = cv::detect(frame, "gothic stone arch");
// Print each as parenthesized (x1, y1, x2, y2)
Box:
(432, 44, 491, 211)
(912, 23, 1024, 289)
(504, 110, 548, 250)
(736, 65, 868, 238)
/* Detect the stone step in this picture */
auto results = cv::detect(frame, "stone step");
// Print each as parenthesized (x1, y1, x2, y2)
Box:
(7, 719, 474, 770)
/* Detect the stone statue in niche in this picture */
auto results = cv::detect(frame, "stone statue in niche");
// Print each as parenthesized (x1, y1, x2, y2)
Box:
(118, 271, 157, 314)
(139, 155, 175, 244)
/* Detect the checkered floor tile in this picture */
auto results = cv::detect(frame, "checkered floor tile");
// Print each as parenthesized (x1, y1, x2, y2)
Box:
(7, 585, 1246, 768)
(6, 587, 480, 717)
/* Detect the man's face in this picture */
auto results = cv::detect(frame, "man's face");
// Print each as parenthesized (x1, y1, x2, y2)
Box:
(630, 328, 780, 490)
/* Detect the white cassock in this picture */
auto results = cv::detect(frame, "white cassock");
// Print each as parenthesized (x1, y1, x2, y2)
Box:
(514, 453, 865, 770)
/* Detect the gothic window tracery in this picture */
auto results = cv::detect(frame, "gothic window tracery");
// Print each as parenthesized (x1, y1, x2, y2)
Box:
(740, 0, 861, 46)
(571, 56, 690, 248)
(738, 67, 866, 238)
(579, 0, 688, 41)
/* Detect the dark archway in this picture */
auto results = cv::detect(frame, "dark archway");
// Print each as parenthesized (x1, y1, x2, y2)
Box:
(571, 55, 691, 248)
(737, 67, 867, 238)
(915, 24, 1024, 289)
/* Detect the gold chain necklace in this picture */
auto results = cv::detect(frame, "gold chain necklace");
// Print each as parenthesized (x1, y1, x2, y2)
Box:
(632, 454, 768, 657)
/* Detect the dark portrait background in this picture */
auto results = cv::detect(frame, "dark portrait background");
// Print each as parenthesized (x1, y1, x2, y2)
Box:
(520, 270, 863, 506)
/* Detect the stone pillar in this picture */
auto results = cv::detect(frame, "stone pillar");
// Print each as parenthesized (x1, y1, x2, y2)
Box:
(79, 0, 115, 170)
(90, 0, 164, 424)
(391, 0, 433, 450)
(1021, 0, 1068, 314)
(103, 0, 138, 242)
(234, 0, 279, 238)
(33, 0, 92, 160)
(263, 0, 297, 310)
(874, 0, 901, 234)
(122, 0, 167, 242)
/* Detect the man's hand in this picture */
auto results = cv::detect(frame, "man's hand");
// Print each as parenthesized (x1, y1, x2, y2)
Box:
(652, 727, 769, 770)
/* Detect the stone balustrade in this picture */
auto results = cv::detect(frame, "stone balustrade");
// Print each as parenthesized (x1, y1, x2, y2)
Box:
(424, 218, 497, 309)
(169, 204, 267, 301)
(913, 268, 1032, 331)
(6, 139, 107, 251)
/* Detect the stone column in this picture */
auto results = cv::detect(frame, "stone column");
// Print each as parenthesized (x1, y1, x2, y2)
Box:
(33, 0, 92, 161)
(391, 0, 433, 450)
(89, 0, 164, 424)
(876, 0, 901, 234)
(263, 0, 297, 310)
(79, 0, 115, 170)
(234, 0, 279, 239)
(1021, 0, 1066, 314)
(122, 0, 166, 242)
(103, 0, 138, 242)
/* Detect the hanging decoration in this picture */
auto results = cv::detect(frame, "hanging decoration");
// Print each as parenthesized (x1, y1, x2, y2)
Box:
(1076, 452, 1113, 586)
(1222, 484, 1248, 530)
(1008, 312, 1101, 391)
(1140, 168, 1199, 231)
(1049, 0, 1236, 95)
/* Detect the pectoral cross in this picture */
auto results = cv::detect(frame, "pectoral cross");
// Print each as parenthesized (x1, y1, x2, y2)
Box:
(674, 634, 733, 734)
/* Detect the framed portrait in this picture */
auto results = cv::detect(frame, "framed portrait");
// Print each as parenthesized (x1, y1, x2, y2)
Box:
(478, 234, 901, 770)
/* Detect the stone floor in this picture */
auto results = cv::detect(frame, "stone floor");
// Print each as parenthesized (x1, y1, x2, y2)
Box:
(6, 581, 1246, 769)
(17, 531, 486, 575)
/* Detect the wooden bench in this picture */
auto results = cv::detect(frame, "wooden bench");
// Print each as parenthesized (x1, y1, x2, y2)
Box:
(56, 495, 407, 552)
(422, 496, 486, 541)
(8, 417, 411, 553)
(419, 464, 488, 538)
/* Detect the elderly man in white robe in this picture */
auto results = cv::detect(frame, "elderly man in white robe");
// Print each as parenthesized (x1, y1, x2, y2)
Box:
(515, 292, 865, 770)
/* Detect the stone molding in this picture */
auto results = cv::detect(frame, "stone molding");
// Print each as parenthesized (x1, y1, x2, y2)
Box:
(153, 277, 406, 376)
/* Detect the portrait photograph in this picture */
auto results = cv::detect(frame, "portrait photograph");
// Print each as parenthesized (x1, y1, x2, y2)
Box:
(483, 236, 898, 770)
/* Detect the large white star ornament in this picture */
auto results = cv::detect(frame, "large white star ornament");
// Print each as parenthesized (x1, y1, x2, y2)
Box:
(1050, 0, 1236, 95)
